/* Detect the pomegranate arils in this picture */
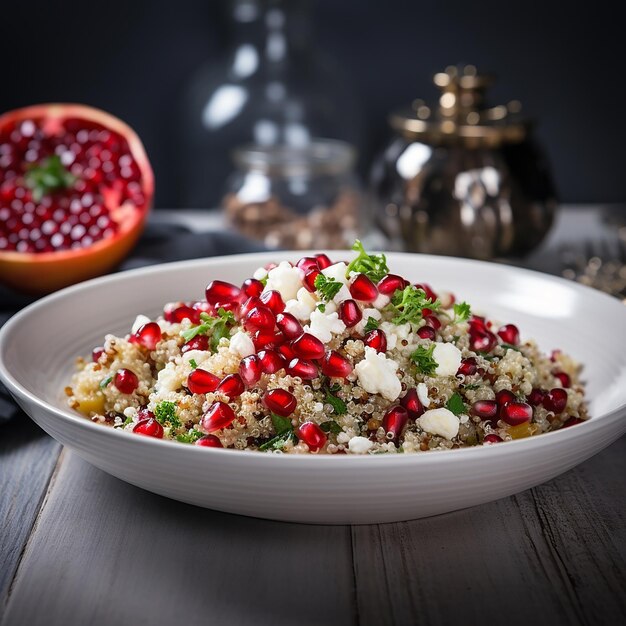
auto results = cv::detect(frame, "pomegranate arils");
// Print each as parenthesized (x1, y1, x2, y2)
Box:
(239, 355, 263, 387)
(378, 274, 408, 295)
(244, 305, 276, 332)
(182, 335, 209, 353)
(114, 368, 138, 394)
(417, 326, 436, 340)
(277, 342, 296, 361)
(241, 277, 264, 298)
(187, 368, 220, 394)
(276, 312, 303, 339)
(286, 358, 318, 380)
(260, 289, 285, 315)
(257, 349, 286, 374)
(292, 332, 325, 360)
(423, 315, 441, 330)
(553, 371, 571, 388)
(137, 408, 155, 421)
(253, 329, 284, 350)
(296, 422, 327, 452)
(483, 434, 503, 444)
(500, 401, 533, 426)
(339, 299, 362, 327)
(92, 346, 105, 362)
(195, 434, 223, 447)
(563, 416, 584, 428)
(314, 253, 333, 269)
(202, 401, 236, 432)
(497, 324, 520, 345)
(364, 329, 387, 353)
(528, 388, 545, 406)
(543, 388, 568, 413)
(400, 388, 424, 419)
(263, 389, 297, 417)
(321, 350, 353, 378)
(205, 280, 242, 305)
(457, 357, 477, 376)
(382, 406, 409, 443)
(349, 273, 378, 302)
(240, 296, 262, 319)
(496, 389, 516, 408)
(133, 418, 164, 438)
(296, 256, 320, 272)
(217, 373, 245, 399)
(166, 304, 200, 324)
(470, 328, 498, 353)
(471, 400, 499, 423)
(415, 283, 437, 302)
(303, 268, 321, 292)
(130, 322, 161, 350)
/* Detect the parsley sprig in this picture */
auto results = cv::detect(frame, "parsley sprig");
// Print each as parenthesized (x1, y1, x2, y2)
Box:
(346, 240, 389, 283)
(176, 428, 204, 444)
(410, 344, 438, 375)
(180, 309, 235, 352)
(453, 302, 471, 324)
(446, 392, 466, 416)
(325, 383, 347, 415)
(320, 420, 342, 435)
(391, 286, 440, 325)
(314, 274, 343, 301)
(259, 413, 297, 451)
(363, 316, 379, 333)
(154, 401, 181, 430)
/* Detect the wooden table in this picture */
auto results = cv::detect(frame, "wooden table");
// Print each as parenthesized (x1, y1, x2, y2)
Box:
(1, 206, 625, 625)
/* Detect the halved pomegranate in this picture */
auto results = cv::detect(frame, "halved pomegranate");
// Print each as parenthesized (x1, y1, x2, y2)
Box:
(0, 103, 153, 293)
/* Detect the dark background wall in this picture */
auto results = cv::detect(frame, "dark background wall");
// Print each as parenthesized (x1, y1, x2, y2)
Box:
(0, 0, 623, 207)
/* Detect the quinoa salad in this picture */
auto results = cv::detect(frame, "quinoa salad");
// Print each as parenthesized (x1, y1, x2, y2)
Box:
(67, 242, 589, 454)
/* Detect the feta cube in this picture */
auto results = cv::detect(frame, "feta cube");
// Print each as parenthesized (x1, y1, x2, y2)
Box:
(304, 309, 346, 344)
(348, 436, 374, 454)
(432, 342, 462, 377)
(418, 408, 460, 440)
(264, 261, 302, 301)
(228, 331, 255, 358)
(354, 347, 402, 401)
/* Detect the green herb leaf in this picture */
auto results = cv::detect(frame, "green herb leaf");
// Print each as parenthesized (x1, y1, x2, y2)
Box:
(391, 286, 440, 325)
(121, 415, 134, 427)
(189, 358, 198, 369)
(259, 276, 268, 287)
(99, 375, 113, 389)
(180, 308, 235, 352)
(176, 428, 204, 444)
(463, 384, 481, 391)
(410, 344, 438, 375)
(317, 303, 326, 313)
(314, 273, 343, 301)
(270, 412, 293, 435)
(446, 392, 466, 416)
(24, 155, 78, 202)
(154, 401, 181, 429)
(500, 343, 522, 353)
(453, 302, 471, 323)
(258, 431, 297, 451)
(345, 240, 389, 283)
(320, 420, 342, 434)
(325, 387, 347, 415)
(363, 316, 379, 333)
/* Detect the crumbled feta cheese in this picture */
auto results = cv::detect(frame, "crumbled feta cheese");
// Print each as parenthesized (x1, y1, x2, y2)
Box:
(417, 382, 431, 407)
(182, 350, 211, 367)
(322, 262, 350, 285)
(373, 293, 390, 309)
(432, 342, 462, 377)
(354, 308, 382, 334)
(304, 309, 346, 343)
(348, 436, 374, 454)
(284, 287, 318, 321)
(418, 408, 460, 440)
(131, 314, 151, 334)
(380, 321, 411, 351)
(333, 284, 352, 304)
(337, 432, 350, 444)
(155, 363, 183, 393)
(264, 261, 302, 301)
(355, 347, 402, 401)
(123, 406, 137, 419)
(253, 267, 268, 281)
(459, 414, 469, 424)
(323, 301, 338, 314)
(228, 331, 255, 358)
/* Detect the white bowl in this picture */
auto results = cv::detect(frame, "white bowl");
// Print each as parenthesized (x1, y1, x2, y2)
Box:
(1, 252, 625, 524)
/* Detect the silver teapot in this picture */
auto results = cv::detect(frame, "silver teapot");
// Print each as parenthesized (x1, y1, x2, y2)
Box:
(371, 65, 557, 259)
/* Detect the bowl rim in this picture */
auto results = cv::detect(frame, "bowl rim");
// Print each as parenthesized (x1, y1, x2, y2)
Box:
(1, 250, 625, 466)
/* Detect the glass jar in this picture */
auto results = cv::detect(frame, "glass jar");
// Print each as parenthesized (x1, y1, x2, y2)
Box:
(222, 139, 362, 248)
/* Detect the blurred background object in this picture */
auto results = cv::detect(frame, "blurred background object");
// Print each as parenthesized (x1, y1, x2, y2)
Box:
(372, 65, 557, 258)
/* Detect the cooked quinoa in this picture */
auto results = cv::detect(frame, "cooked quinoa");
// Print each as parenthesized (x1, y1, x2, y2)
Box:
(67, 242, 588, 454)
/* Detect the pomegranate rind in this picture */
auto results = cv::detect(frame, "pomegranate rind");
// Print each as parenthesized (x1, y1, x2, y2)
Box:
(0, 103, 154, 293)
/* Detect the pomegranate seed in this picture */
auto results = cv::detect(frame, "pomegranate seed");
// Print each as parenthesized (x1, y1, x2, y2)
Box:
(438, 291, 456, 308)
(382, 405, 409, 443)
(417, 326, 436, 340)
(364, 329, 387, 353)
(286, 358, 319, 380)
(563, 416, 584, 428)
(217, 373, 245, 398)
(292, 332, 325, 360)
(252, 329, 284, 350)
(133, 418, 163, 438)
(195, 434, 223, 447)
(497, 324, 520, 345)
(92, 346, 104, 362)
(263, 389, 297, 417)
(496, 389, 516, 408)
(483, 434, 503, 444)
(500, 401, 533, 426)
(260, 289, 285, 314)
(239, 355, 263, 387)
(378, 274, 408, 295)
(553, 371, 571, 388)
(457, 357, 477, 376)
(470, 328, 498, 352)
(469, 315, 487, 331)
(240, 296, 262, 319)
(314, 253, 333, 269)
(415, 283, 437, 302)
(192, 301, 212, 315)
(471, 400, 499, 423)
(130, 322, 161, 350)
(114, 368, 139, 394)
(303, 268, 321, 292)
(167, 305, 200, 324)
(257, 349, 286, 374)
(202, 401, 236, 432)
(205, 280, 242, 305)
(277, 342, 296, 361)
(244, 305, 276, 331)
(182, 335, 209, 353)
(187, 368, 220, 394)
(550, 349, 561, 362)
(321, 350, 353, 378)
(339, 299, 362, 327)
(527, 388, 545, 406)
(241, 277, 264, 298)
(296, 422, 327, 452)
(543, 388, 568, 413)
(276, 312, 303, 339)
(423, 315, 441, 330)
(349, 273, 378, 302)
(296, 256, 320, 272)
(137, 408, 155, 420)
(399, 388, 424, 419)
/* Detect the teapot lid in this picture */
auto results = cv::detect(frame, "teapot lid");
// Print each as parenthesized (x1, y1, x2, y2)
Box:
(389, 65, 528, 147)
